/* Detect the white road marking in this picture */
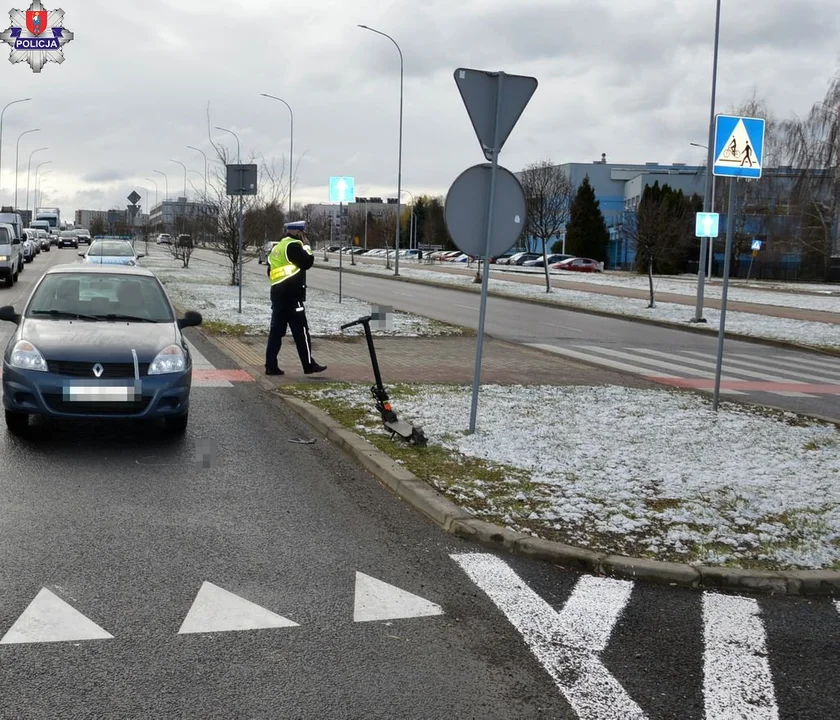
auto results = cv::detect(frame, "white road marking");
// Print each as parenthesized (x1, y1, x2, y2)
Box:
(0, 588, 113, 644)
(726, 352, 840, 382)
(452, 553, 646, 720)
(178, 581, 299, 635)
(633, 348, 815, 398)
(702, 592, 779, 719)
(526, 343, 745, 395)
(353, 572, 444, 622)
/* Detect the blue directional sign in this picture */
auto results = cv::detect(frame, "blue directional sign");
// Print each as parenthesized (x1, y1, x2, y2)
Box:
(329, 176, 355, 203)
(695, 212, 720, 238)
(751, 239, 762, 251)
(713, 114, 765, 179)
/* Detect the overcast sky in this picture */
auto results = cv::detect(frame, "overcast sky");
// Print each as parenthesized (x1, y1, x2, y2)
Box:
(0, 0, 838, 216)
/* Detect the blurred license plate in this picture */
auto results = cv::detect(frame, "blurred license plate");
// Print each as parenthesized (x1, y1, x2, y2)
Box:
(63, 385, 138, 402)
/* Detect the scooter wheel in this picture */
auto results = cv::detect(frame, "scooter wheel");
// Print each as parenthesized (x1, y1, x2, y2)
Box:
(410, 427, 427, 447)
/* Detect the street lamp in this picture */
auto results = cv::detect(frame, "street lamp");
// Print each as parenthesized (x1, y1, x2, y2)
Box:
(154, 170, 169, 234)
(358, 24, 404, 276)
(25, 146, 48, 212)
(14, 128, 39, 210)
(401, 189, 415, 250)
(0, 97, 30, 206)
(693, 0, 722, 323)
(187, 145, 208, 199)
(153, 169, 169, 201)
(259, 93, 294, 217)
(35, 168, 52, 209)
(144, 177, 159, 207)
(169, 159, 188, 199)
(33, 159, 51, 210)
(215, 126, 245, 313)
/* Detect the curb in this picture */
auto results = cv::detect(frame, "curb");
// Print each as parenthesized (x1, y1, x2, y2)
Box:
(189, 325, 839, 597)
(314, 262, 840, 357)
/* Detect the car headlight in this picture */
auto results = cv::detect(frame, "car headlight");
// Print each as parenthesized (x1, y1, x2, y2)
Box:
(10, 340, 48, 372)
(148, 344, 186, 375)
(0, 255, 8, 261)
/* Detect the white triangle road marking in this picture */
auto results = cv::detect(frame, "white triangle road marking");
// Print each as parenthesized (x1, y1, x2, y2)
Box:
(177, 581, 299, 635)
(0, 588, 113, 645)
(353, 572, 444, 622)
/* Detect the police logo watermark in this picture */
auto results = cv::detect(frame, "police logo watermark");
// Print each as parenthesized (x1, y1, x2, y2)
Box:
(0, 0, 73, 73)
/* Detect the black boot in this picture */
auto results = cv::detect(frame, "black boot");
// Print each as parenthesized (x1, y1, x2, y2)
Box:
(304, 363, 327, 375)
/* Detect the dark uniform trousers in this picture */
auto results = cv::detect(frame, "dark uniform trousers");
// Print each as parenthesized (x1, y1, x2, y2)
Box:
(265, 283, 314, 371)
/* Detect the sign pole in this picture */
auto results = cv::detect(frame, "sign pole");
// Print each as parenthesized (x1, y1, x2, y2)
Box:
(238, 191, 244, 314)
(469, 72, 504, 434)
(712, 177, 737, 410)
(338, 202, 343, 303)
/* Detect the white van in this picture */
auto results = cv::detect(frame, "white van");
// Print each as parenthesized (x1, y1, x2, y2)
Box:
(0, 222, 21, 286)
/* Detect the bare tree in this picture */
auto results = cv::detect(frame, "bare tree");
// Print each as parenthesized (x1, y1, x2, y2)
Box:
(202, 102, 289, 285)
(780, 72, 840, 273)
(519, 160, 574, 292)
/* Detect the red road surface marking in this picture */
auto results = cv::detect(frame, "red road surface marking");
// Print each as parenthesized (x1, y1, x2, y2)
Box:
(193, 369, 254, 382)
(648, 376, 840, 393)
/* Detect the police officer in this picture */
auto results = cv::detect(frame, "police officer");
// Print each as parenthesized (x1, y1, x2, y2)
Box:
(265, 221, 327, 376)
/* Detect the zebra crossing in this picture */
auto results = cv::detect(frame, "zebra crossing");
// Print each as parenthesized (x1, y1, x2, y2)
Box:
(458, 552, 840, 720)
(528, 343, 840, 398)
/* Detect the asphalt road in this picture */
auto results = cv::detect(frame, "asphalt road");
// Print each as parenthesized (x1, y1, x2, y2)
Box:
(1, 248, 836, 718)
(299, 262, 840, 421)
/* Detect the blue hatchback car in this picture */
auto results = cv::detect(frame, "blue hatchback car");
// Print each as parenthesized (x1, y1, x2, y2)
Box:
(0, 265, 202, 435)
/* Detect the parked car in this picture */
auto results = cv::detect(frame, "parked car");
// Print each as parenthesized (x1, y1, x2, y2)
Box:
(79, 239, 144, 266)
(522, 253, 576, 268)
(0, 264, 203, 435)
(156, 233, 173, 245)
(551, 257, 604, 273)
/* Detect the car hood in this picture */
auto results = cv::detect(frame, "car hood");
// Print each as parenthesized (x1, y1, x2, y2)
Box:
(15, 319, 179, 363)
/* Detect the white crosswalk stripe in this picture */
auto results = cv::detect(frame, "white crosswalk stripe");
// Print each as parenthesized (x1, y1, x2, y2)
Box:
(530, 344, 840, 397)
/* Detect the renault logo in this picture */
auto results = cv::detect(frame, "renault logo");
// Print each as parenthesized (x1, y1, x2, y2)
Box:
(92, 363, 104, 378)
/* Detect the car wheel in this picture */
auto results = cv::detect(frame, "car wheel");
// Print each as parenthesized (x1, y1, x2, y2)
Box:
(164, 412, 188, 434)
(4, 409, 29, 436)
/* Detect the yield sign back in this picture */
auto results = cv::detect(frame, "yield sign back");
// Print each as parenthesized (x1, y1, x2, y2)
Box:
(455, 68, 538, 161)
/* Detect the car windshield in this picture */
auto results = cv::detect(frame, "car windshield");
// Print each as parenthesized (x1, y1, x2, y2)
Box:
(26, 273, 174, 323)
(86, 241, 135, 257)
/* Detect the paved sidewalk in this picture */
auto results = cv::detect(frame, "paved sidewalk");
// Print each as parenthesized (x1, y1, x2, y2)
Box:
(329, 257, 840, 325)
(211, 333, 658, 388)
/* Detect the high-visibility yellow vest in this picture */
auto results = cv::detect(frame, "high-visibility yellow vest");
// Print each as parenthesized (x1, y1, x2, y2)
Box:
(268, 237, 310, 286)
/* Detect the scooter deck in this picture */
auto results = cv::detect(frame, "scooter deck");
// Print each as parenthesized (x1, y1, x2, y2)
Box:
(384, 419, 417, 439)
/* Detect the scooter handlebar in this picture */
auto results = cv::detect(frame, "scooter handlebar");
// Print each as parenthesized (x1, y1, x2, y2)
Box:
(340, 315, 373, 331)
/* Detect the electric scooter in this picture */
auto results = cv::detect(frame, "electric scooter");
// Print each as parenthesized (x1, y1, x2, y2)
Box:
(339, 314, 427, 447)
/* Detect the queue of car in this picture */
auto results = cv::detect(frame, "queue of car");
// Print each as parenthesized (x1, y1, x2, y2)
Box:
(0, 234, 202, 436)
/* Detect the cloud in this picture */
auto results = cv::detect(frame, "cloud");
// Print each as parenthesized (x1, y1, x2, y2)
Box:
(0, 0, 837, 214)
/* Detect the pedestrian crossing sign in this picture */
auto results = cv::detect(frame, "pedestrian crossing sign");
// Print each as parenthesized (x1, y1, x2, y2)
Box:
(713, 114, 765, 179)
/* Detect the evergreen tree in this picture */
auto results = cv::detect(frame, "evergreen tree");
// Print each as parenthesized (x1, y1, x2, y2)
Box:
(565, 176, 609, 260)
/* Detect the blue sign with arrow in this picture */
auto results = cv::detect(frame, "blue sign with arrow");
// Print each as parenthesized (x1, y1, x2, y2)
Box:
(329, 176, 355, 203)
(695, 212, 720, 238)
(713, 114, 765, 179)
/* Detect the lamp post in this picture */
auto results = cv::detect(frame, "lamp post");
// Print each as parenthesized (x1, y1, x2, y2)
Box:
(169, 159, 188, 200)
(358, 24, 403, 276)
(33, 159, 51, 210)
(35, 168, 52, 209)
(692, 0, 722, 323)
(187, 145, 208, 199)
(154, 169, 169, 201)
(0, 97, 30, 206)
(25, 146, 48, 213)
(154, 169, 169, 233)
(691, 141, 716, 280)
(144, 177, 158, 207)
(14, 128, 39, 210)
(260, 93, 294, 217)
(401, 189, 415, 250)
(215, 125, 245, 312)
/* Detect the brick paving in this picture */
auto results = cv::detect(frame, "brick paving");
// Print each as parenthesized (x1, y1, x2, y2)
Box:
(213, 334, 657, 388)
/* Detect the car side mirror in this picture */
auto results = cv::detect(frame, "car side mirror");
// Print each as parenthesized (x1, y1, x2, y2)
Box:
(136, 253, 145, 258)
(78, 251, 85, 256)
(0, 305, 21, 325)
(177, 310, 202, 329)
